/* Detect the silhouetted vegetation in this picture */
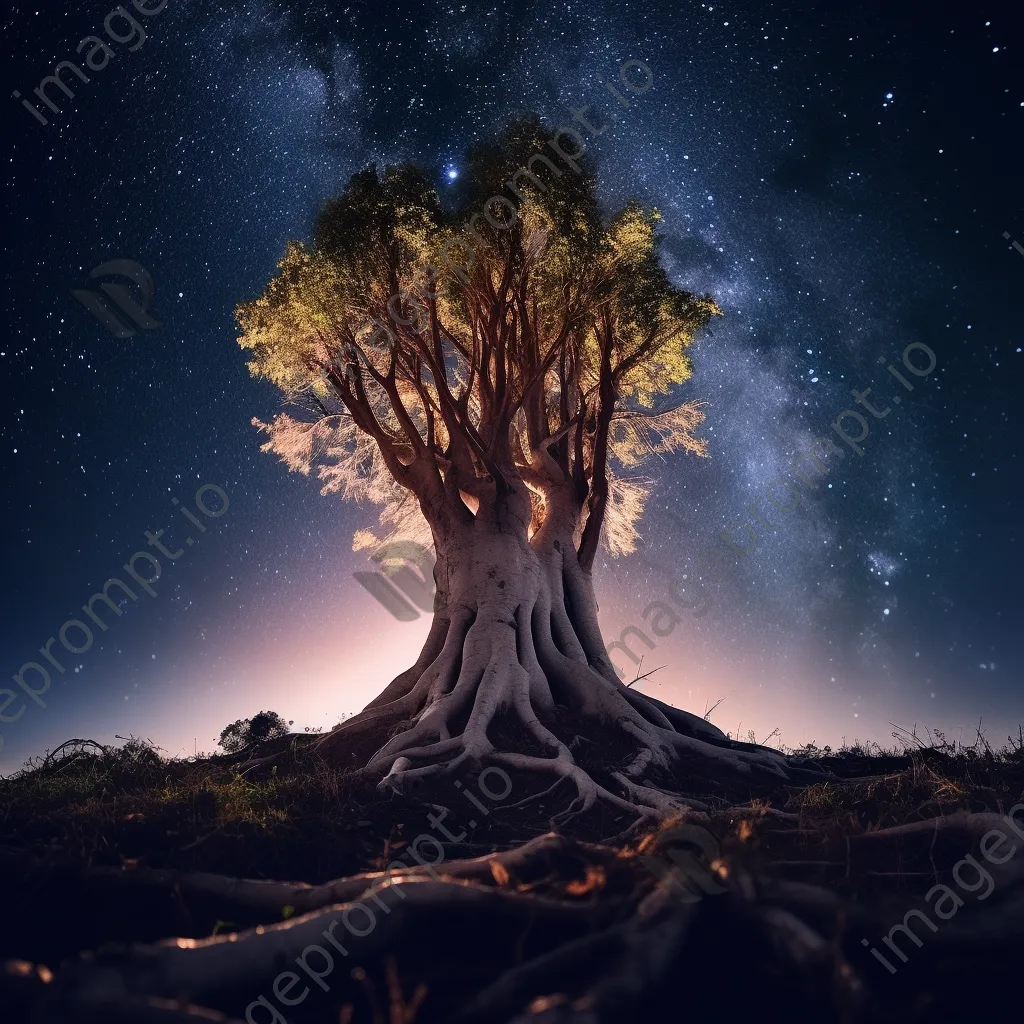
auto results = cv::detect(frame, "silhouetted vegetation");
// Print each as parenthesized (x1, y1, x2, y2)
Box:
(216, 710, 292, 753)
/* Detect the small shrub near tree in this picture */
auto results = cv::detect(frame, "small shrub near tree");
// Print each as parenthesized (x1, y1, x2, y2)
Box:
(217, 711, 292, 753)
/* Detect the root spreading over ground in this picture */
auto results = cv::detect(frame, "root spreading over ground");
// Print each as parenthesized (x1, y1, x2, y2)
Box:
(2, 734, 1022, 1023)
(309, 526, 812, 832)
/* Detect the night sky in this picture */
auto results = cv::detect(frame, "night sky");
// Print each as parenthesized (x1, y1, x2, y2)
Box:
(3, 0, 1021, 774)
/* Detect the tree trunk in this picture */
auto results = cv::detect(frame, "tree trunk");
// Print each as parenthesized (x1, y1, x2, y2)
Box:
(317, 483, 792, 823)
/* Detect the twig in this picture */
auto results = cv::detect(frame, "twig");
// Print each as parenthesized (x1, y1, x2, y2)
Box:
(703, 697, 726, 721)
(625, 659, 666, 689)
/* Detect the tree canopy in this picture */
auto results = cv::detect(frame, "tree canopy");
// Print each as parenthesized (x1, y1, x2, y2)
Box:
(238, 117, 720, 567)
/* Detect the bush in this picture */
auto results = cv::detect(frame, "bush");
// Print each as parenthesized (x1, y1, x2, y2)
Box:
(217, 712, 292, 753)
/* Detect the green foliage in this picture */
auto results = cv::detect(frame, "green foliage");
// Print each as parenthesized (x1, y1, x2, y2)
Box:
(236, 114, 722, 560)
(217, 711, 292, 753)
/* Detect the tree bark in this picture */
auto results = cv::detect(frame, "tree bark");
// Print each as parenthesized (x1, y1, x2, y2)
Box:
(316, 476, 793, 823)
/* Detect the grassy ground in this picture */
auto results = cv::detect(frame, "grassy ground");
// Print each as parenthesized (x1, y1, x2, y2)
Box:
(1, 728, 1022, 1022)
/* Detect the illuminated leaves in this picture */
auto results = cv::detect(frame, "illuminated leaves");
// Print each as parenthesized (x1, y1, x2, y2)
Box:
(237, 120, 719, 558)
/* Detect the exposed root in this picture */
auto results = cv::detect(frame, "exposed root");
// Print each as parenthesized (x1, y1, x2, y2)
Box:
(319, 597, 812, 827)
(28, 880, 611, 1024)
(611, 773, 711, 814)
(11, 808, 1024, 1024)
(457, 886, 697, 1024)
(304, 514, 821, 830)
(8, 834, 620, 945)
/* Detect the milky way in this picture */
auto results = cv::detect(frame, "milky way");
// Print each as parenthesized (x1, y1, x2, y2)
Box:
(2, 0, 1021, 769)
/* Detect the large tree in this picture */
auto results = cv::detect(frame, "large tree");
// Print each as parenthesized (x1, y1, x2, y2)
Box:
(238, 118, 789, 823)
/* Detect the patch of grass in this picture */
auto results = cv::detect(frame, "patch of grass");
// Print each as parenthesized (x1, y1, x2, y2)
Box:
(0, 736, 377, 878)
(2, 727, 1020, 887)
(786, 728, 1024, 837)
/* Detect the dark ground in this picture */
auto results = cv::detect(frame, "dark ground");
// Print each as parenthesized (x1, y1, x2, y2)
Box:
(1, 728, 1022, 1024)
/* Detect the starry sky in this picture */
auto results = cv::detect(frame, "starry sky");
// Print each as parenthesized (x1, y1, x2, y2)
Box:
(2, 0, 1022, 773)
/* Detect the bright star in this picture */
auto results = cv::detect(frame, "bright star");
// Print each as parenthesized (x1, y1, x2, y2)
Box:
(446, 168, 459, 180)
